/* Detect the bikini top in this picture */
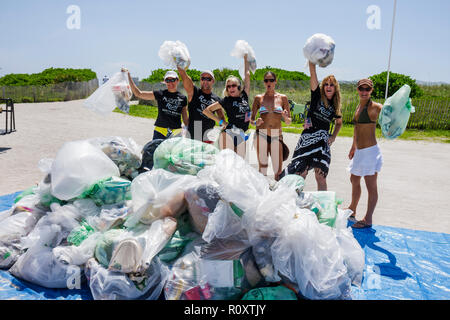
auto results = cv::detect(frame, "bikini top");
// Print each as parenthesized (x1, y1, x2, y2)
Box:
(260, 105, 283, 115)
(353, 100, 376, 124)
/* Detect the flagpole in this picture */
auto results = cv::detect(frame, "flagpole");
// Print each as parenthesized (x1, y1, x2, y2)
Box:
(385, 0, 397, 99)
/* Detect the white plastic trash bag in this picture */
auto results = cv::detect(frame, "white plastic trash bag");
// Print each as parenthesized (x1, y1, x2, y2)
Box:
(231, 40, 257, 79)
(379, 84, 415, 139)
(84, 71, 132, 115)
(303, 33, 336, 68)
(50, 140, 120, 201)
(159, 40, 191, 70)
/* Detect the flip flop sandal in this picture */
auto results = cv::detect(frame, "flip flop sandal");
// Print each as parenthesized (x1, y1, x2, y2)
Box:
(351, 220, 372, 229)
(348, 215, 357, 222)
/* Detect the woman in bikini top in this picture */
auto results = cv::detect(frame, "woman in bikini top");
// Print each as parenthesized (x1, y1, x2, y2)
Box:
(251, 71, 291, 180)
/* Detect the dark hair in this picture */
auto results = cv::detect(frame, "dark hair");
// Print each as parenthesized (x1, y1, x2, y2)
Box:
(264, 71, 277, 81)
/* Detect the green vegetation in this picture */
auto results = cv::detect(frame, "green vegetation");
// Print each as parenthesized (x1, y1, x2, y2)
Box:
(0, 68, 97, 86)
(141, 67, 310, 83)
(369, 71, 423, 99)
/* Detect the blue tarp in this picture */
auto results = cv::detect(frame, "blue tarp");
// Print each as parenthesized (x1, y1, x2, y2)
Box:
(1, 191, 449, 300)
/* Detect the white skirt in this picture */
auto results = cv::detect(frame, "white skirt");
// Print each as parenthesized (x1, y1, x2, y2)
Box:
(348, 144, 383, 177)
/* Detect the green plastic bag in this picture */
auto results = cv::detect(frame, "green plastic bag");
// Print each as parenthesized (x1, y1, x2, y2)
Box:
(67, 220, 96, 246)
(158, 212, 197, 263)
(153, 137, 219, 175)
(242, 286, 298, 300)
(80, 176, 131, 206)
(14, 187, 36, 203)
(94, 229, 127, 268)
(379, 84, 415, 140)
(308, 191, 338, 227)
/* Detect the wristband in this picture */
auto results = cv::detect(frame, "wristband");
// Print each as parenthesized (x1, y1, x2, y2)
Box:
(219, 119, 224, 126)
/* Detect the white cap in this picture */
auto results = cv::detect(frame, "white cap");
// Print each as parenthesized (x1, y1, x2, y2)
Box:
(164, 70, 179, 80)
(201, 70, 215, 80)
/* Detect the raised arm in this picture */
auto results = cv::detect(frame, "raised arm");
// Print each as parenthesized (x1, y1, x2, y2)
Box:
(309, 61, 319, 91)
(123, 69, 155, 101)
(243, 54, 251, 96)
(177, 66, 195, 102)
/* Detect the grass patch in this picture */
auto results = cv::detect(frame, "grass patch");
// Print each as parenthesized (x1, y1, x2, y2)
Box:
(118, 104, 450, 143)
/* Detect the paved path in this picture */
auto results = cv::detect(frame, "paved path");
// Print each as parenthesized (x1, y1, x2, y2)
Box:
(1, 99, 449, 234)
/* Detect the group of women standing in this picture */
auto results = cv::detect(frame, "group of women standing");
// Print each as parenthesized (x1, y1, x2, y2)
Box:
(122, 54, 383, 229)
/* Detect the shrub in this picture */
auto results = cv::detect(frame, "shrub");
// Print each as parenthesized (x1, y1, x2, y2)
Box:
(369, 71, 423, 99)
(0, 68, 97, 86)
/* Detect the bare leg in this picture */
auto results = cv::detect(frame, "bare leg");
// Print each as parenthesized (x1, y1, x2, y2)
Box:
(271, 140, 283, 181)
(236, 140, 246, 160)
(314, 168, 327, 191)
(256, 133, 269, 176)
(219, 131, 234, 151)
(362, 173, 378, 225)
(347, 174, 362, 217)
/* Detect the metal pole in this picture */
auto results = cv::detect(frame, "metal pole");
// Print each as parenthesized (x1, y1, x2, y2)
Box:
(385, 0, 397, 99)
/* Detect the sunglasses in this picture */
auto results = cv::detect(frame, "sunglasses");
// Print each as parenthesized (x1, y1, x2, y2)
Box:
(201, 77, 213, 81)
(264, 78, 275, 83)
(226, 84, 238, 89)
(358, 86, 371, 92)
(165, 78, 177, 83)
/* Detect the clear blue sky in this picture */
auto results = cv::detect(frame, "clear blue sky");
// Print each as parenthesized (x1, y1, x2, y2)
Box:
(1, 0, 449, 83)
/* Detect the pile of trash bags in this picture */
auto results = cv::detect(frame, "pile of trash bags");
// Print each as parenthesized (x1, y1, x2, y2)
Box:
(379, 84, 415, 139)
(0, 135, 365, 300)
(303, 33, 336, 68)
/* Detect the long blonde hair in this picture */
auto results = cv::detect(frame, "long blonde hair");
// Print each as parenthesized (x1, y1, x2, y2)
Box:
(320, 75, 342, 117)
(222, 75, 242, 97)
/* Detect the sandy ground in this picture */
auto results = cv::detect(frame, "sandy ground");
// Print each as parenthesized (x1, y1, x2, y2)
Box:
(0, 99, 449, 234)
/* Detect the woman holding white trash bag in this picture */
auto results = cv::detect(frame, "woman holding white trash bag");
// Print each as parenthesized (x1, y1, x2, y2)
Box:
(123, 68, 189, 141)
(279, 62, 342, 189)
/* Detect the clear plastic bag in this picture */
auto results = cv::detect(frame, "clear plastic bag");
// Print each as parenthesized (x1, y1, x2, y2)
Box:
(153, 137, 219, 175)
(94, 218, 177, 274)
(0, 208, 44, 269)
(10, 222, 85, 289)
(303, 33, 336, 68)
(125, 169, 197, 228)
(84, 71, 132, 115)
(231, 40, 257, 79)
(273, 174, 305, 194)
(158, 40, 191, 70)
(270, 208, 352, 300)
(198, 149, 271, 222)
(86, 257, 169, 300)
(89, 136, 142, 179)
(184, 182, 221, 234)
(50, 140, 120, 201)
(379, 84, 415, 139)
(164, 242, 252, 300)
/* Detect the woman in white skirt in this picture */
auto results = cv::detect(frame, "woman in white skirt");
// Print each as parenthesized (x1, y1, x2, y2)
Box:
(347, 78, 383, 229)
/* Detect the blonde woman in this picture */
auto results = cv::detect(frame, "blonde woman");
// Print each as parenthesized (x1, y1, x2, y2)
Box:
(279, 62, 342, 190)
(251, 71, 292, 181)
(202, 55, 251, 158)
